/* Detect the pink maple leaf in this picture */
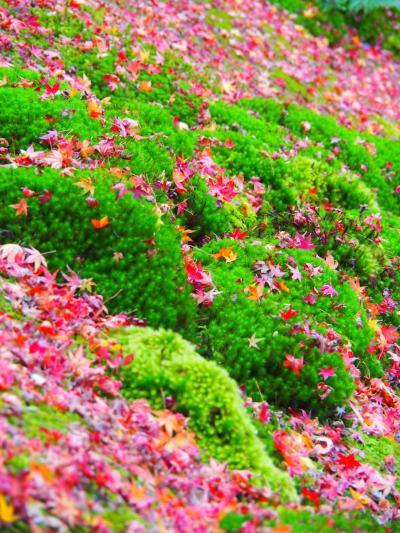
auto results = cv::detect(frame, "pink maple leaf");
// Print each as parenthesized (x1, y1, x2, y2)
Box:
(320, 284, 338, 298)
(319, 367, 336, 380)
(294, 233, 315, 250)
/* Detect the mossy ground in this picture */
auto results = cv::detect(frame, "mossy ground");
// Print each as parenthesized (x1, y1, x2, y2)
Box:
(0, 0, 398, 529)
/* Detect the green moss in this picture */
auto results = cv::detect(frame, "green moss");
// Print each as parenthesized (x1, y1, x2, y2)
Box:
(178, 176, 232, 240)
(219, 512, 254, 532)
(372, 115, 400, 139)
(263, 506, 388, 532)
(0, 86, 102, 151)
(357, 434, 400, 490)
(195, 239, 374, 418)
(112, 326, 297, 501)
(0, 166, 196, 336)
(5, 453, 30, 474)
(240, 98, 399, 214)
(0, 67, 40, 84)
(0, 291, 20, 319)
(13, 402, 82, 441)
(102, 507, 144, 532)
(271, 68, 311, 101)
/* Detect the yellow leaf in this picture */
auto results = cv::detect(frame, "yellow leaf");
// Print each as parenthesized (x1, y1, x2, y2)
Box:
(368, 319, 381, 334)
(212, 247, 237, 263)
(299, 456, 314, 470)
(74, 177, 95, 195)
(303, 6, 318, 18)
(350, 489, 370, 506)
(220, 80, 236, 94)
(0, 495, 17, 523)
(139, 49, 150, 63)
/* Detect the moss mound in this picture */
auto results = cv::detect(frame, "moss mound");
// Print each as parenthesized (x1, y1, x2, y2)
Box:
(195, 239, 375, 418)
(0, 166, 196, 335)
(113, 326, 297, 500)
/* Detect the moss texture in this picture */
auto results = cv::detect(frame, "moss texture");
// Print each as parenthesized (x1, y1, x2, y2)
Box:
(112, 326, 297, 500)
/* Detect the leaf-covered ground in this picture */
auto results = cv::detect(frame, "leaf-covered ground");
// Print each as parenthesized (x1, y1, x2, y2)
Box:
(0, 0, 399, 531)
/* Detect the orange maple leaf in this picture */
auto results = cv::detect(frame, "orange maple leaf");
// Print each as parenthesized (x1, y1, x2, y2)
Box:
(349, 277, 367, 297)
(87, 99, 103, 119)
(247, 282, 264, 301)
(10, 198, 28, 216)
(91, 216, 110, 229)
(154, 410, 186, 437)
(77, 139, 95, 159)
(138, 80, 152, 92)
(274, 280, 290, 292)
(212, 247, 237, 263)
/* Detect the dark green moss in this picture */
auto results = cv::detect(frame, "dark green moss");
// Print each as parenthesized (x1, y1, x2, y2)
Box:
(0, 166, 196, 336)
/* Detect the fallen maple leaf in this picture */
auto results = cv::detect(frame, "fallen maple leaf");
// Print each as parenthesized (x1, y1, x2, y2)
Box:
(247, 282, 264, 301)
(0, 495, 16, 523)
(336, 453, 361, 470)
(139, 80, 152, 92)
(154, 410, 185, 436)
(74, 177, 95, 195)
(212, 247, 237, 263)
(9, 198, 28, 216)
(380, 326, 399, 345)
(25, 248, 47, 272)
(283, 354, 304, 376)
(301, 487, 320, 506)
(320, 284, 338, 298)
(229, 228, 248, 240)
(319, 367, 336, 380)
(295, 233, 315, 250)
(275, 280, 290, 292)
(87, 99, 103, 119)
(77, 140, 95, 158)
(325, 251, 338, 270)
(280, 307, 297, 320)
(91, 216, 110, 229)
(248, 333, 265, 349)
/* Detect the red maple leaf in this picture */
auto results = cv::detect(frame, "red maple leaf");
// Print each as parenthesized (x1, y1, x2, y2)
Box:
(229, 228, 248, 241)
(380, 326, 399, 345)
(283, 354, 304, 376)
(336, 453, 361, 470)
(280, 307, 297, 321)
(301, 487, 320, 507)
(44, 80, 60, 97)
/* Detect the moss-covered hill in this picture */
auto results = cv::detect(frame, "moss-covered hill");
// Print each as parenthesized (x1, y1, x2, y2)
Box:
(0, 0, 399, 531)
